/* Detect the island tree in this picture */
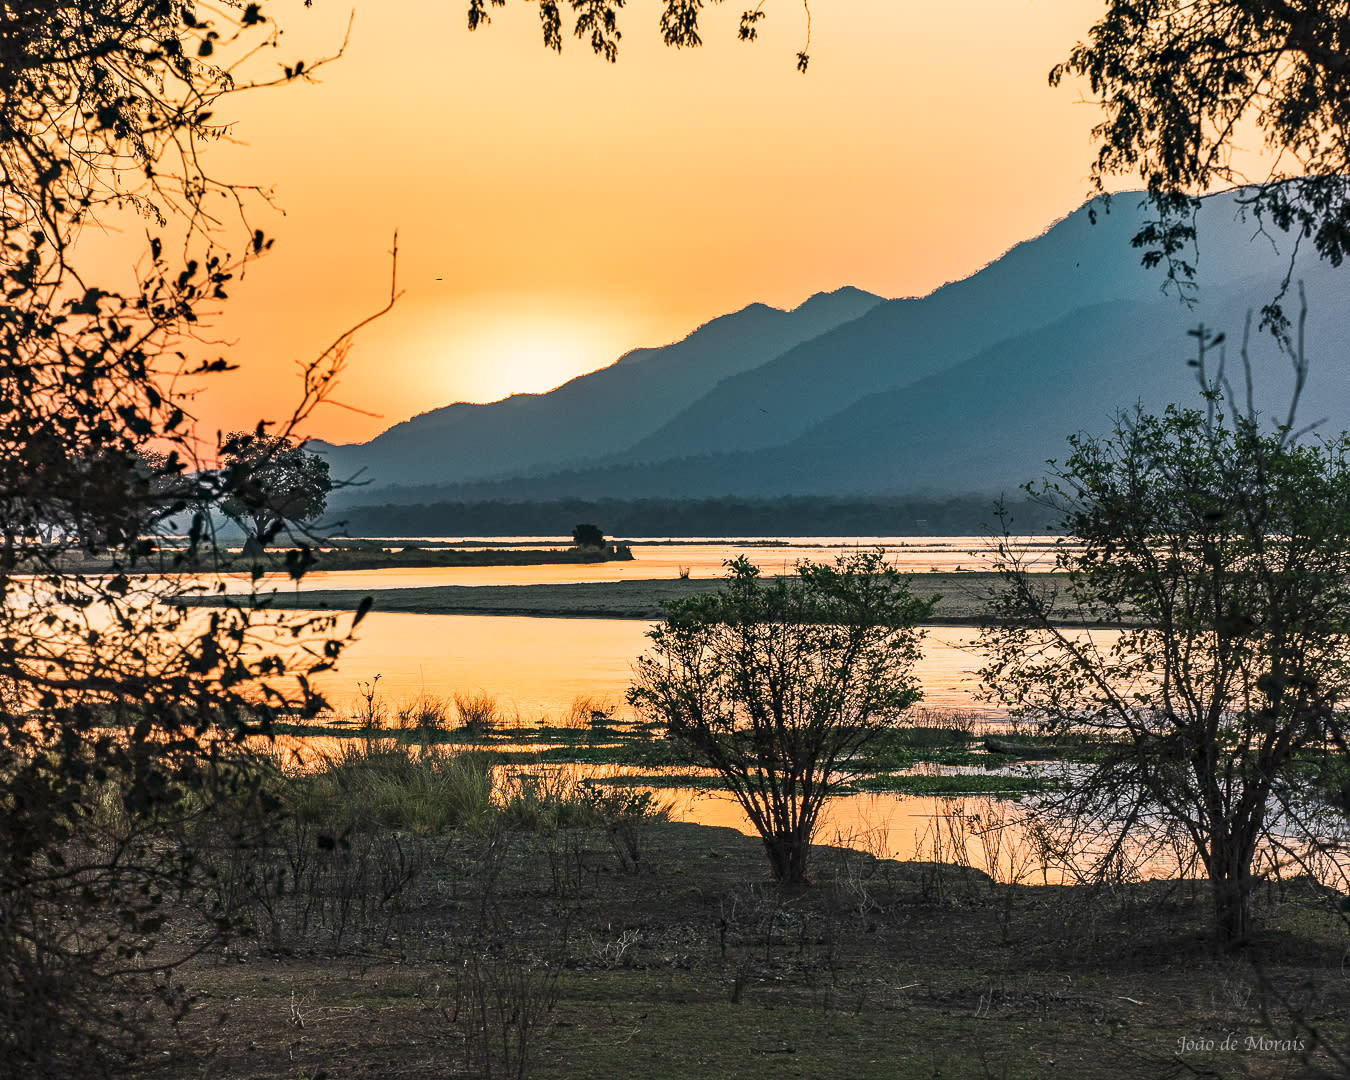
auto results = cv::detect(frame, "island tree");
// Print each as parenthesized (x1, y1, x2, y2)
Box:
(219, 431, 333, 556)
(629, 551, 933, 883)
(981, 312, 1350, 944)
(571, 522, 605, 548)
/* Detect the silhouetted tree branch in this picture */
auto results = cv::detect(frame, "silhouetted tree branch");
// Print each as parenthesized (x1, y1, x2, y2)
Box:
(1053, 0, 1350, 324)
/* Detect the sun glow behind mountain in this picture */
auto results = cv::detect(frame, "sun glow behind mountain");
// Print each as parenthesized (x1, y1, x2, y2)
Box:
(156, 0, 1266, 444)
(424, 306, 629, 406)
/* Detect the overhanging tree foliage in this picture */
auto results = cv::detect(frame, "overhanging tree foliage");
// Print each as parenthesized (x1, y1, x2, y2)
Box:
(0, 3, 381, 1074)
(981, 311, 1350, 945)
(464, 0, 816, 70)
(629, 552, 932, 884)
(1054, 0, 1350, 318)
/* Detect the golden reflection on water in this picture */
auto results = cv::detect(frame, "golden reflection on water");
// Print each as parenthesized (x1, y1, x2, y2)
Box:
(187, 537, 1128, 883)
(295, 614, 996, 721)
(210, 537, 1033, 594)
(250, 734, 1277, 886)
(304, 613, 654, 718)
(193, 536, 1029, 719)
(661, 787, 954, 861)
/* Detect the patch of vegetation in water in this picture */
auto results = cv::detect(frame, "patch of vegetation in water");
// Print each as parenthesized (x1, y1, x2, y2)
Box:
(602, 771, 730, 789)
(847, 712, 988, 771)
(587, 769, 1057, 798)
(261, 714, 1018, 776)
(980, 733, 1101, 761)
(850, 772, 1055, 797)
(496, 742, 699, 768)
(259, 721, 366, 738)
(851, 744, 990, 771)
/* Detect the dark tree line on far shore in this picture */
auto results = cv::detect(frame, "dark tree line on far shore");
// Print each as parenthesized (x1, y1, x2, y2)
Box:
(331, 495, 1062, 539)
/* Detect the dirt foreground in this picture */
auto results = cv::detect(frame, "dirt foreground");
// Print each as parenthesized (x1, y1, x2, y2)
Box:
(143, 820, 1348, 1080)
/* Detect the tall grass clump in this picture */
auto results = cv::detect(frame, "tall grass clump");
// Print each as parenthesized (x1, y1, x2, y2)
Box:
(497, 769, 606, 831)
(291, 742, 496, 834)
(455, 690, 500, 736)
(498, 768, 668, 838)
(563, 694, 623, 742)
(495, 769, 670, 873)
(396, 695, 454, 742)
(285, 743, 670, 842)
(563, 694, 615, 729)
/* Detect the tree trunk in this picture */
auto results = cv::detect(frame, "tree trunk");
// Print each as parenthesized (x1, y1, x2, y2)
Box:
(1206, 833, 1256, 945)
(762, 828, 810, 885)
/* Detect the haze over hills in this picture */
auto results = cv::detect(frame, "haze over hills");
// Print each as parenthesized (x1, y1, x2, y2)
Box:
(323, 190, 1350, 509)
(313, 286, 882, 488)
(607, 195, 1297, 465)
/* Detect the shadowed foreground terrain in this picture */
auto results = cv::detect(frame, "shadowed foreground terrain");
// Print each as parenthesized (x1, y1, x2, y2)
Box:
(141, 819, 1346, 1080)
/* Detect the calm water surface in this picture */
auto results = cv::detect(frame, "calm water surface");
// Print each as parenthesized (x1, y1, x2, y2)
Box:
(220, 535, 1057, 594)
(304, 614, 994, 722)
(236, 536, 1036, 717)
(244, 537, 1057, 866)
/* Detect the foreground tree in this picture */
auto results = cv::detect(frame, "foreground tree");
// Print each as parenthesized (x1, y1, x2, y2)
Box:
(1054, 0, 1350, 313)
(981, 313, 1350, 945)
(629, 552, 932, 883)
(0, 3, 380, 1074)
(219, 431, 333, 555)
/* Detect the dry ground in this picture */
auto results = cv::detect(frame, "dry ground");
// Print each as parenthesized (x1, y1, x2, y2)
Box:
(137, 820, 1349, 1080)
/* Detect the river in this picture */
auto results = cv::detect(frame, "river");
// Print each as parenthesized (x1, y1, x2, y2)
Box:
(240, 536, 1026, 719)
(221, 536, 1075, 869)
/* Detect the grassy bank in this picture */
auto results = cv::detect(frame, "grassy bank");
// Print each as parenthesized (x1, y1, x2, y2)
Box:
(303, 542, 635, 571)
(67, 542, 636, 575)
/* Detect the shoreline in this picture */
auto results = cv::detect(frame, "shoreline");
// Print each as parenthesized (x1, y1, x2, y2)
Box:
(59, 543, 637, 574)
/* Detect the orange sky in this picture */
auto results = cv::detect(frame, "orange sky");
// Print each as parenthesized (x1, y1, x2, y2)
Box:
(120, 1, 1124, 444)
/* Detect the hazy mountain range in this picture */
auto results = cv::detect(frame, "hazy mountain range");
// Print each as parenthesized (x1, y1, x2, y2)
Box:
(318, 191, 1350, 507)
(315, 287, 882, 491)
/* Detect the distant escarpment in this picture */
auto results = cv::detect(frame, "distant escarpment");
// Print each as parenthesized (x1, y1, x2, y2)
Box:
(322, 191, 1350, 506)
(314, 287, 882, 490)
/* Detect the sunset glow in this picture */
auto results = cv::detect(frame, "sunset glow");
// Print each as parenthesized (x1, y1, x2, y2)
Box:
(162, 0, 1117, 444)
(423, 307, 638, 406)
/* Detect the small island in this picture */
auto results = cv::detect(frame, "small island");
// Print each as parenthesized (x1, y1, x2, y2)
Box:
(298, 540, 635, 571)
(55, 522, 637, 575)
